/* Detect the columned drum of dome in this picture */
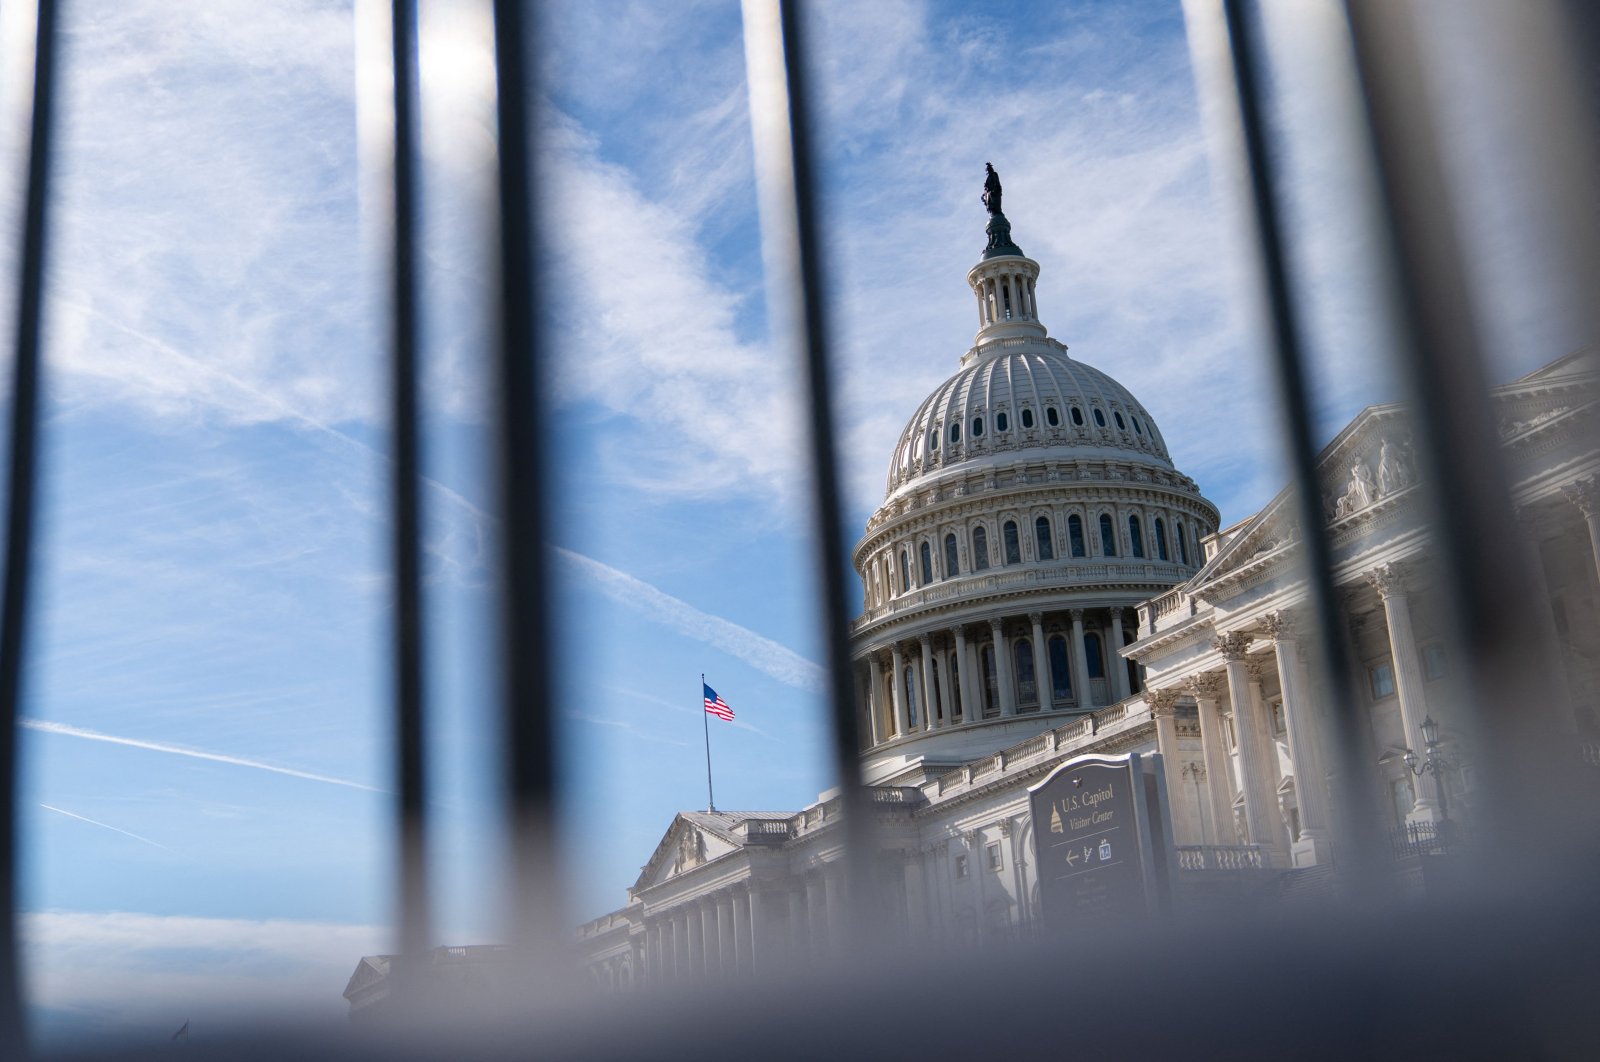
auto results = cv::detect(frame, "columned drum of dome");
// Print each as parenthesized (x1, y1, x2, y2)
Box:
(851, 169, 1221, 786)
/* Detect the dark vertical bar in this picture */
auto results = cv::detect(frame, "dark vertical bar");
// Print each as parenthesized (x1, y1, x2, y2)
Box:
(388, 0, 430, 970)
(1340, 2, 1579, 859)
(773, 1, 879, 938)
(0, 0, 58, 1050)
(488, 0, 562, 953)
(1217, 0, 1388, 890)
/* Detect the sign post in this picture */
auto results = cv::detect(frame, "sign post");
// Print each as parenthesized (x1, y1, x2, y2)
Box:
(1028, 752, 1176, 932)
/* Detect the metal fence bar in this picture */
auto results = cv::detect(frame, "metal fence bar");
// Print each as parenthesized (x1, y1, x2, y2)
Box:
(1212, 0, 1388, 890)
(1340, 1, 1592, 862)
(488, 0, 564, 956)
(0, 1, 59, 1052)
(387, 0, 430, 972)
(741, 0, 879, 943)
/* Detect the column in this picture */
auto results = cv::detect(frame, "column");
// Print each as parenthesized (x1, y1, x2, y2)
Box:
(731, 886, 752, 972)
(717, 892, 735, 972)
(645, 920, 660, 983)
(790, 881, 811, 963)
(804, 873, 826, 957)
(1264, 611, 1332, 864)
(1188, 673, 1236, 844)
(919, 634, 939, 731)
(866, 656, 886, 745)
(1524, 502, 1580, 731)
(1030, 612, 1053, 712)
(992, 618, 1017, 716)
(953, 626, 972, 723)
(1366, 564, 1440, 821)
(700, 898, 719, 977)
(1563, 475, 1600, 588)
(1146, 689, 1188, 840)
(822, 868, 845, 951)
(890, 643, 910, 736)
(1070, 609, 1092, 708)
(1109, 607, 1131, 701)
(747, 886, 765, 972)
(686, 905, 703, 978)
(1214, 633, 1287, 865)
(1245, 660, 1292, 854)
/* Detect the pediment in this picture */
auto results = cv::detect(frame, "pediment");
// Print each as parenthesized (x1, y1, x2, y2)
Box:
(631, 813, 742, 892)
(1188, 493, 1296, 593)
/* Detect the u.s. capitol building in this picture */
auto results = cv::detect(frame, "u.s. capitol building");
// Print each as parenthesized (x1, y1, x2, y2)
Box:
(347, 173, 1600, 1011)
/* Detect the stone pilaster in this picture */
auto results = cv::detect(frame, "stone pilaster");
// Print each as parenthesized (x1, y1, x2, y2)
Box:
(1214, 632, 1286, 864)
(890, 642, 910, 736)
(1187, 672, 1235, 846)
(1070, 608, 1092, 708)
(1030, 611, 1053, 711)
(919, 633, 939, 731)
(1109, 607, 1131, 700)
(992, 618, 1017, 716)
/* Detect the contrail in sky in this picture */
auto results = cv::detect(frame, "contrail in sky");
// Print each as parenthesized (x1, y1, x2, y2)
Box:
(64, 299, 825, 694)
(555, 547, 826, 693)
(39, 803, 172, 851)
(20, 719, 382, 793)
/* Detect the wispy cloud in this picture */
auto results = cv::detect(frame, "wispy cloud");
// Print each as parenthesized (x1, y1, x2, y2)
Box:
(20, 720, 381, 793)
(38, 804, 172, 851)
(556, 547, 824, 693)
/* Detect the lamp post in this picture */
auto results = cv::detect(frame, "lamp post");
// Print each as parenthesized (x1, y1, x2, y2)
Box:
(1402, 715, 1454, 829)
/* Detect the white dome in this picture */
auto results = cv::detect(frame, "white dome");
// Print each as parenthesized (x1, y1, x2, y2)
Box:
(885, 345, 1173, 497)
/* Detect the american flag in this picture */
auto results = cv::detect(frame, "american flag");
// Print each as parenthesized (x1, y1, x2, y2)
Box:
(703, 683, 735, 722)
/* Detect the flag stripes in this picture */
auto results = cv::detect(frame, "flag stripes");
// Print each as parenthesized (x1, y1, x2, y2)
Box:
(703, 683, 735, 721)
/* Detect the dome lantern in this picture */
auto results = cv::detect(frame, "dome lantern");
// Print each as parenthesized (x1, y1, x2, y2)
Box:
(970, 164, 1048, 352)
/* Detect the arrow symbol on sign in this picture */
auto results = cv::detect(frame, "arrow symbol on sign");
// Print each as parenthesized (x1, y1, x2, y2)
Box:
(1065, 849, 1079, 867)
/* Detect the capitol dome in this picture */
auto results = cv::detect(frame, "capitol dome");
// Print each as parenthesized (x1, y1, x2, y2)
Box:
(850, 172, 1220, 785)
(885, 347, 1175, 498)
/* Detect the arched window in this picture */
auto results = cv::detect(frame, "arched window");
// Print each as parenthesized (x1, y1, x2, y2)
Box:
(904, 666, 919, 728)
(1129, 514, 1145, 558)
(1093, 408, 1107, 427)
(1046, 406, 1060, 427)
(1099, 513, 1117, 557)
(1155, 517, 1169, 561)
(972, 417, 984, 438)
(1068, 514, 1086, 557)
(950, 423, 961, 444)
(919, 541, 933, 585)
(1035, 516, 1054, 560)
(1014, 638, 1037, 706)
(949, 652, 963, 720)
(981, 644, 999, 717)
(972, 526, 990, 571)
(1177, 521, 1190, 565)
(931, 659, 944, 722)
(1070, 406, 1084, 426)
(996, 411, 1009, 432)
(943, 533, 959, 579)
(900, 550, 910, 592)
(1133, 416, 1144, 435)
(1003, 520, 1021, 565)
(930, 429, 939, 451)
(1049, 636, 1072, 699)
(1114, 411, 1126, 430)
(1085, 633, 1105, 679)
(1021, 408, 1034, 429)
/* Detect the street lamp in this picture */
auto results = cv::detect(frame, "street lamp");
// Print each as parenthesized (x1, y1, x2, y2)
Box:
(1402, 714, 1454, 826)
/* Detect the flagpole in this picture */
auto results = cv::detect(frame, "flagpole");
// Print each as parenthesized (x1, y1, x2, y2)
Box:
(701, 673, 716, 813)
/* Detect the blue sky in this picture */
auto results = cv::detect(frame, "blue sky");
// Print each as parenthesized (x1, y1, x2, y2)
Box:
(0, 0, 1588, 1047)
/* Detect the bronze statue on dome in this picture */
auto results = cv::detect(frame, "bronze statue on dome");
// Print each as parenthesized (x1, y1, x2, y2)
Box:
(982, 162, 1003, 216)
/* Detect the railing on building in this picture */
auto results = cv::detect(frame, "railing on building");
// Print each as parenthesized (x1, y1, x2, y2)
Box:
(1175, 845, 1266, 871)
(1389, 821, 1467, 860)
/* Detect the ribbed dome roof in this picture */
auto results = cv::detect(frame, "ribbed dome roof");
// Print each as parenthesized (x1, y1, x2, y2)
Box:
(885, 346, 1171, 496)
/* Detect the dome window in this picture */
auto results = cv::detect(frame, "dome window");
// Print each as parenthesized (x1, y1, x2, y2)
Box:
(1046, 407, 1060, 427)
(1133, 417, 1144, 436)
(950, 423, 960, 444)
(1093, 408, 1107, 428)
(930, 429, 939, 451)
(972, 526, 990, 571)
(1068, 514, 1086, 557)
(996, 411, 1009, 432)
(900, 550, 910, 592)
(943, 533, 959, 579)
(1070, 406, 1084, 426)
(1021, 408, 1035, 429)
(920, 542, 933, 585)
(1035, 516, 1054, 561)
(972, 417, 984, 438)
(1099, 513, 1117, 557)
(1114, 411, 1126, 430)
(1003, 520, 1021, 565)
